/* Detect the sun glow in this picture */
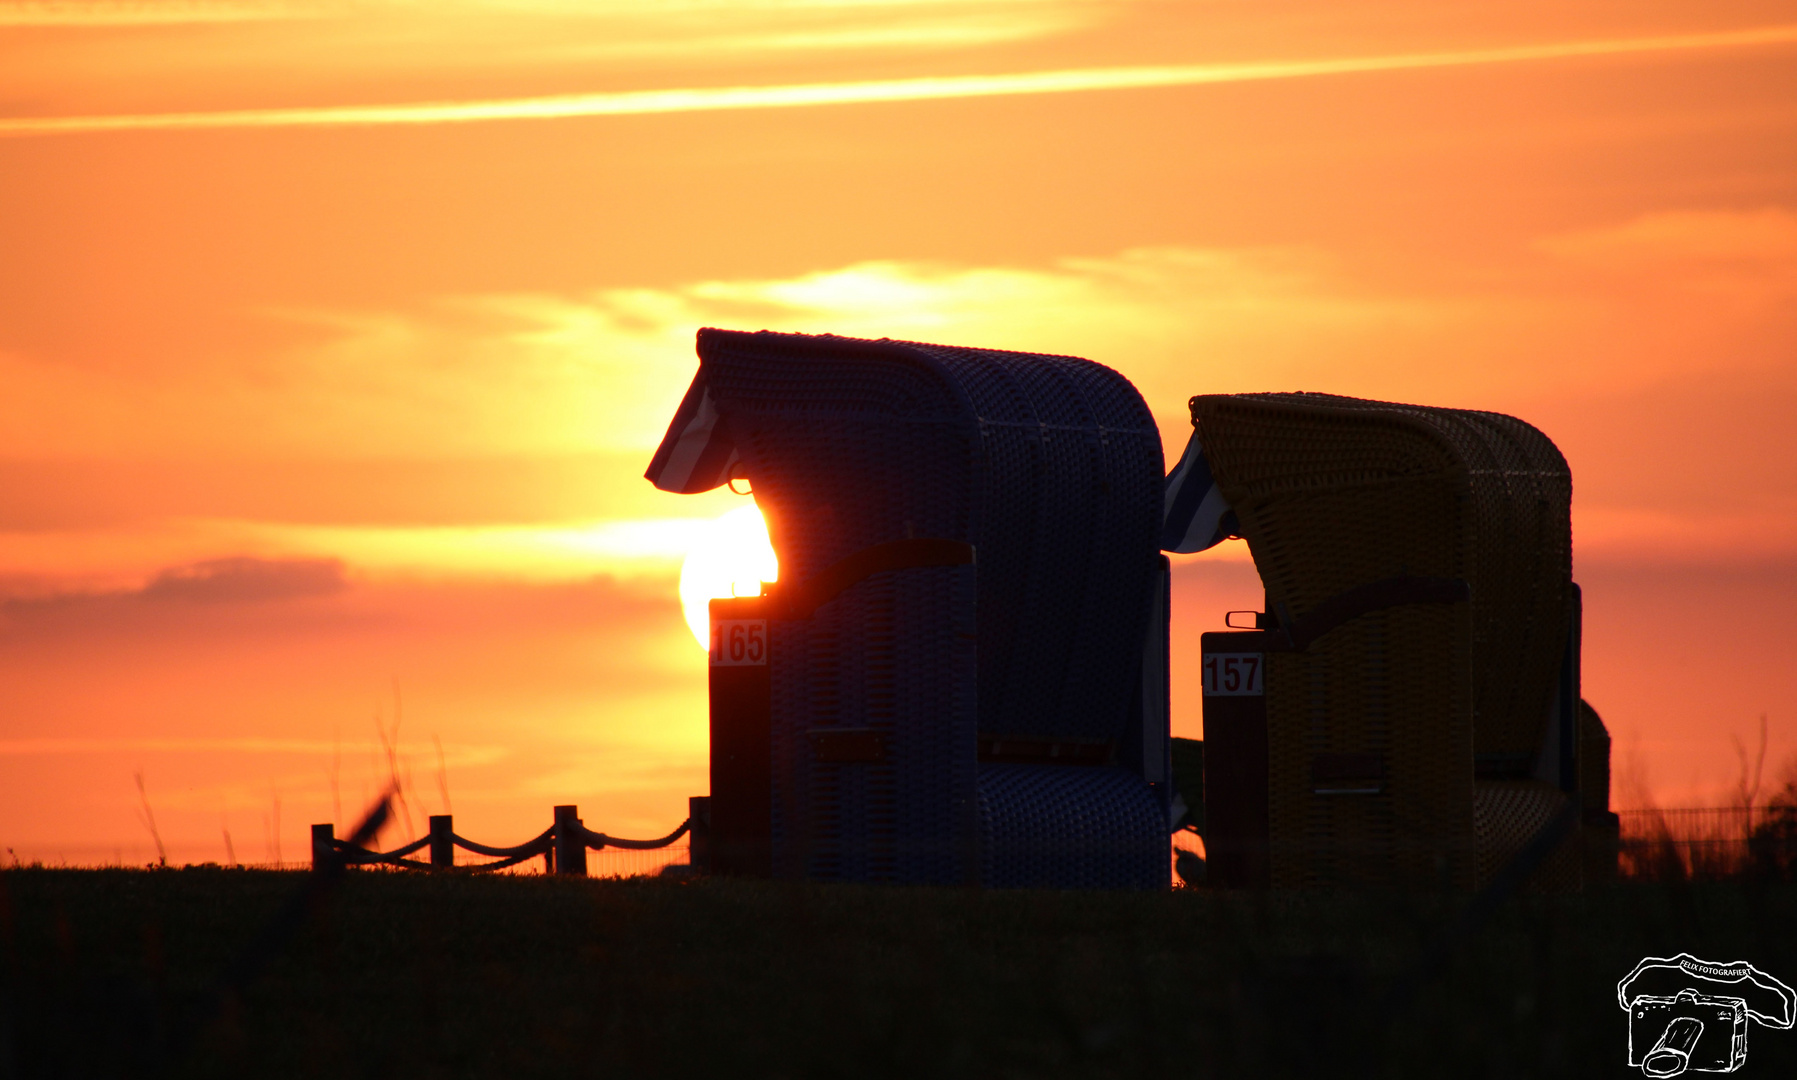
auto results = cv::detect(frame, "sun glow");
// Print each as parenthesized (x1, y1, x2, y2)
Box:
(678, 504, 778, 649)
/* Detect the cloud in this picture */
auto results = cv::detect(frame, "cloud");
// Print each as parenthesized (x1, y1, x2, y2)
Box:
(0, 0, 1076, 26)
(1524, 208, 1797, 383)
(0, 291, 707, 458)
(0, 0, 322, 25)
(7, 258, 1186, 460)
(213, 517, 715, 580)
(1537, 207, 1797, 301)
(0, 454, 716, 532)
(140, 555, 347, 602)
(0, 0, 1097, 120)
(0, 517, 721, 594)
(5, 232, 1790, 456)
(524, 0, 1092, 61)
(1574, 504, 1797, 566)
(248, 294, 709, 457)
(2, 226, 1793, 578)
(1541, 207, 1797, 262)
(0, 735, 504, 763)
(5, 22, 1795, 135)
(0, 554, 348, 606)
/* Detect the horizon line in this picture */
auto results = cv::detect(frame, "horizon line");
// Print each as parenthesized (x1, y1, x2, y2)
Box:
(4, 23, 1797, 137)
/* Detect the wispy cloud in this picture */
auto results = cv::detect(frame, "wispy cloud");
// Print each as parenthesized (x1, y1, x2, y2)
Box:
(6, 23, 1796, 136)
(230, 517, 717, 577)
(0, 736, 505, 761)
(1538, 207, 1797, 273)
(2, 226, 1792, 578)
(0, 0, 1067, 22)
(536, 16, 1075, 61)
(0, 247, 1460, 461)
(0, 517, 719, 590)
(141, 555, 347, 602)
(6, 233, 1789, 460)
(0, 0, 322, 25)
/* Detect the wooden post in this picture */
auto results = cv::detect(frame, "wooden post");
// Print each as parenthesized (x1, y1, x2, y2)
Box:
(553, 805, 587, 877)
(1202, 631, 1270, 888)
(688, 796, 712, 873)
(709, 596, 772, 877)
(429, 815, 454, 870)
(311, 823, 335, 871)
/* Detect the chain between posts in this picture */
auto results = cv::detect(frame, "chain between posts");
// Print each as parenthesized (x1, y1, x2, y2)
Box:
(310, 804, 693, 876)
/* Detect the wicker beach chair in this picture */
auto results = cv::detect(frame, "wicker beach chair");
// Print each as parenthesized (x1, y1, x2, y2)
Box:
(1192, 392, 1585, 890)
(664, 329, 1171, 888)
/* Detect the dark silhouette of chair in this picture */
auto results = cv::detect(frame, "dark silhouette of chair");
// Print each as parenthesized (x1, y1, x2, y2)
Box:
(1192, 392, 1590, 889)
(681, 328, 1171, 888)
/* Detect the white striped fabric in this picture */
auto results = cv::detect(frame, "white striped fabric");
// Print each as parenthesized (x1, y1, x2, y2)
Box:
(1160, 429, 1238, 553)
(644, 370, 740, 494)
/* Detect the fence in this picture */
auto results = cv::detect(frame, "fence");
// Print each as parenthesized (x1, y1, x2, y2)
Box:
(312, 800, 705, 878)
(1617, 806, 1797, 881)
(304, 801, 1797, 882)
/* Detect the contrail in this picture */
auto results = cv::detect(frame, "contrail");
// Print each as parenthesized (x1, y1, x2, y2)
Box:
(5, 23, 1796, 137)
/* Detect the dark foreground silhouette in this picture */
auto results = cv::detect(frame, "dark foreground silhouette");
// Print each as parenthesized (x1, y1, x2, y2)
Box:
(2, 867, 1796, 1079)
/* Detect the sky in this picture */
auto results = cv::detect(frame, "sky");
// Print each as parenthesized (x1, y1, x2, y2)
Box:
(2, 0, 1795, 865)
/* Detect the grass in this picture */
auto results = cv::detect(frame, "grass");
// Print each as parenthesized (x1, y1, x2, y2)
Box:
(3, 867, 1797, 1078)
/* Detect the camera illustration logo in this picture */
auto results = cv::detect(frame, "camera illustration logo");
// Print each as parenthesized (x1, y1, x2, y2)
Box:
(1617, 954, 1796, 1076)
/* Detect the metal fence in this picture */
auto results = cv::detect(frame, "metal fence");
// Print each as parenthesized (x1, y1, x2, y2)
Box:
(1617, 806, 1797, 881)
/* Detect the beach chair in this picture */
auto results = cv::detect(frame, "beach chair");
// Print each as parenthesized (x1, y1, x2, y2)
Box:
(651, 329, 1172, 888)
(1190, 392, 1592, 890)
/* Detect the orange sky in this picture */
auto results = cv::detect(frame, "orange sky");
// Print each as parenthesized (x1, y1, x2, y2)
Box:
(3, 0, 1795, 864)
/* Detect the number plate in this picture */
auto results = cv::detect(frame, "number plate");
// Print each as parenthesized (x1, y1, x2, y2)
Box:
(710, 618, 768, 666)
(1202, 652, 1264, 696)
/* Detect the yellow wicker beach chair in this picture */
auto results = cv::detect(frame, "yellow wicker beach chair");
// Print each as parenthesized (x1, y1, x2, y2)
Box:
(1193, 392, 1588, 890)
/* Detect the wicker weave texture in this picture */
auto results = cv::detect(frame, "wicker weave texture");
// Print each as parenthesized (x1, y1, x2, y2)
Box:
(698, 329, 1166, 886)
(1193, 392, 1572, 890)
(977, 764, 1167, 889)
(1473, 781, 1578, 890)
(769, 565, 978, 882)
(703, 330, 1164, 743)
(1265, 605, 1475, 889)
(1192, 392, 1572, 755)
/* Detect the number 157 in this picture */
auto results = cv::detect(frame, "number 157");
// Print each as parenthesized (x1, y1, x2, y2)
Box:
(1203, 654, 1262, 695)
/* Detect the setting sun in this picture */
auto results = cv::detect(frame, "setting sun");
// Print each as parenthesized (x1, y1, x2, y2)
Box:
(678, 503, 778, 649)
